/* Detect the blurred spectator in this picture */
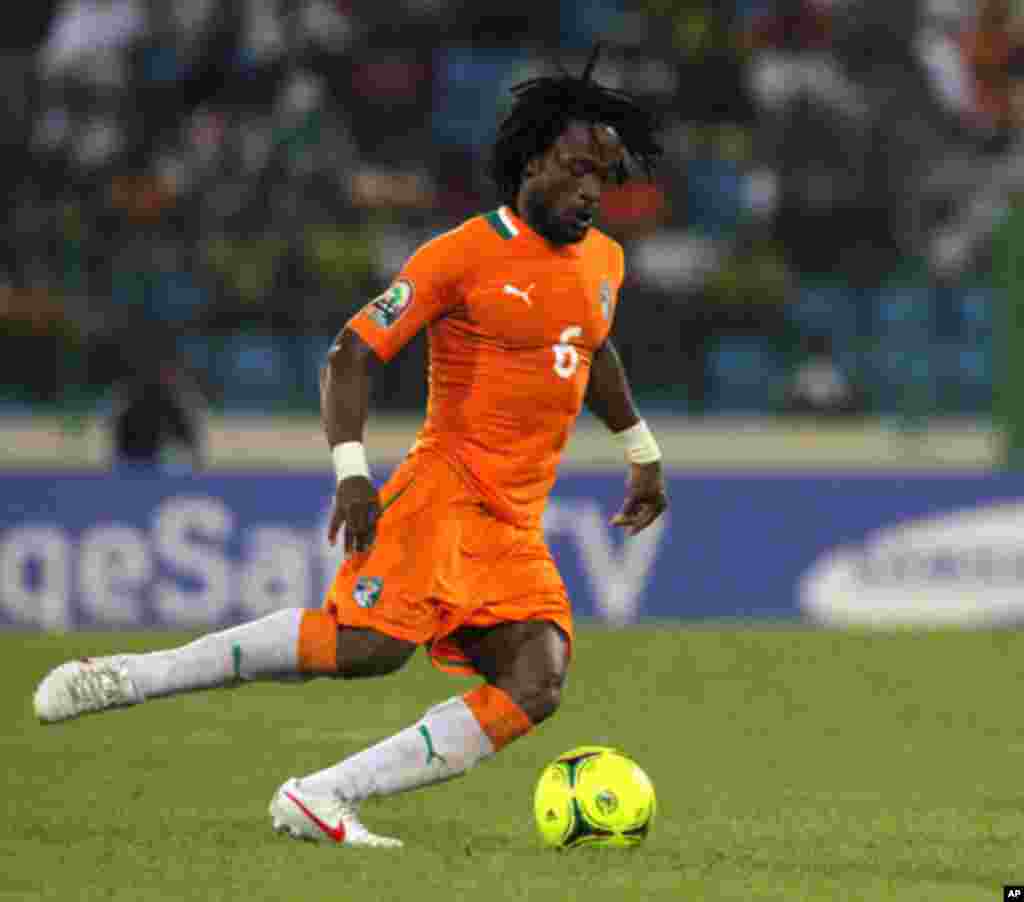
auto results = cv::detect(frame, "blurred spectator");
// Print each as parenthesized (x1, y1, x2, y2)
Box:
(783, 333, 865, 416)
(0, 0, 1005, 421)
(928, 56, 1024, 278)
(600, 178, 668, 238)
(916, 4, 973, 124)
(40, 0, 145, 84)
(0, 1, 60, 283)
(751, 0, 971, 284)
(959, 0, 1024, 134)
(927, 1, 1024, 279)
(110, 355, 207, 474)
(0, 281, 78, 404)
(744, 0, 835, 124)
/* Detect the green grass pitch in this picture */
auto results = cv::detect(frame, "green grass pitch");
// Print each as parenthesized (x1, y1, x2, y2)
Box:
(3, 627, 1024, 901)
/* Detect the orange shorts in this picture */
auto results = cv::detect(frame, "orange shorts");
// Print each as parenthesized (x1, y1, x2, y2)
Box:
(324, 449, 573, 675)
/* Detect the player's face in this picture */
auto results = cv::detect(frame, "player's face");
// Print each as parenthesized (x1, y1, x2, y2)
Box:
(521, 122, 625, 245)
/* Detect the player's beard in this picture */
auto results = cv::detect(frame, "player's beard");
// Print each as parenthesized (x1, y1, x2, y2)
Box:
(522, 194, 584, 246)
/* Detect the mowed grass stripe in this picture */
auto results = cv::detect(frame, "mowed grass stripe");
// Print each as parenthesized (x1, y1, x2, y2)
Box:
(2, 628, 1023, 901)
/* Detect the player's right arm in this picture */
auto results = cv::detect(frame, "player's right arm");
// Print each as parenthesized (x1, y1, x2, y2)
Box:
(321, 225, 467, 553)
(322, 327, 380, 554)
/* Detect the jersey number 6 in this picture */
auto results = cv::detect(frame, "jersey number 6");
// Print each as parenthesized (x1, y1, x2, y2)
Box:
(552, 326, 583, 379)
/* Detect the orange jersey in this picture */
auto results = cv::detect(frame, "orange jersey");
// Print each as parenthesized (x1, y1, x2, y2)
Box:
(348, 205, 625, 527)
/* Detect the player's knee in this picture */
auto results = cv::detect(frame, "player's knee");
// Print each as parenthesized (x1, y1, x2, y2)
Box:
(531, 681, 562, 724)
(504, 674, 563, 724)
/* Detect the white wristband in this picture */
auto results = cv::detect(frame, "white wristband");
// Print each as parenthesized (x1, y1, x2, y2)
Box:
(614, 419, 662, 465)
(332, 441, 370, 483)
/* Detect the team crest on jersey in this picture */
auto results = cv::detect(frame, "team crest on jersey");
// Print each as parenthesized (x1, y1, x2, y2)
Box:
(366, 280, 413, 328)
(353, 576, 383, 608)
(599, 280, 613, 319)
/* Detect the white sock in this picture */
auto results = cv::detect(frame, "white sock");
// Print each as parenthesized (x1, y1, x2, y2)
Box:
(122, 608, 306, 698)
(297, 696, 495, 803)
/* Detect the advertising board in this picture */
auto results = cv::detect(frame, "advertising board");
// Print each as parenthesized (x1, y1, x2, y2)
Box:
(4, 472, 1024, 629)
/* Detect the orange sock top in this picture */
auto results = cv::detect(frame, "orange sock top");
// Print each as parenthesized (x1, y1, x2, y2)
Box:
(297, 610, 339, 673)
(463, 684, 533, 751)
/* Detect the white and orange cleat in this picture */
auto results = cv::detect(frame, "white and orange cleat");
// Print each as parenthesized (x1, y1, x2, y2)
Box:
(33, 657, 143, 723)
(269, 779, 403, 848)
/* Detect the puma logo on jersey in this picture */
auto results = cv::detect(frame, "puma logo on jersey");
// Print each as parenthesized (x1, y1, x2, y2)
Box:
(503, 283, 534, 306)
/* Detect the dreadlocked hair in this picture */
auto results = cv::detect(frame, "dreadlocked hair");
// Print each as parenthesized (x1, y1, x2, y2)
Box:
(488, 44, 663, 205)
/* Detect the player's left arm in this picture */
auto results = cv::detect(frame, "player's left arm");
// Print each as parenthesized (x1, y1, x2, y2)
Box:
(584, 339, 668, 535)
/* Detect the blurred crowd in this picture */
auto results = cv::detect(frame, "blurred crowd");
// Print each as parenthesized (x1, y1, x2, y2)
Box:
(0, 0, 1018, 427)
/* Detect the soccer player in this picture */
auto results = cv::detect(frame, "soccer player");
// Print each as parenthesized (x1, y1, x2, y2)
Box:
(32, 49, 669, 848)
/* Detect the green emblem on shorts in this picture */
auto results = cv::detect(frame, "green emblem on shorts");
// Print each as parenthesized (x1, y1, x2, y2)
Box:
(353, 576, 383, 609)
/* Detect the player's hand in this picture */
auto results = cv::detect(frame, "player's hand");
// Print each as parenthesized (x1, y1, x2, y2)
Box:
(610, 461, 668, 536)
(328, 475, 380, 554)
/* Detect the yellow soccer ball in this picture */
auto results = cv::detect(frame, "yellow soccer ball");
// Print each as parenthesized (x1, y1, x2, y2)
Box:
(533, 746, 656, 849)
